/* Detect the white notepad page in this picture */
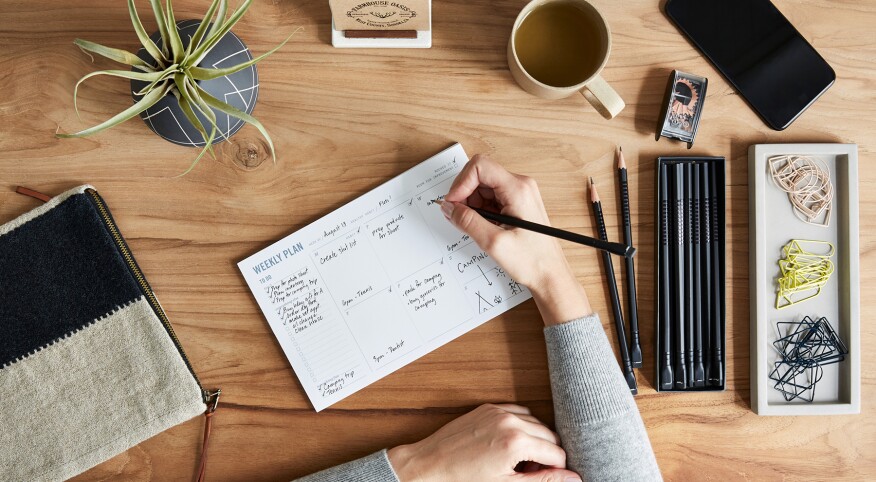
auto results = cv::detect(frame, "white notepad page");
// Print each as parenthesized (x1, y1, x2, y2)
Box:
(238, 144, 532, 411)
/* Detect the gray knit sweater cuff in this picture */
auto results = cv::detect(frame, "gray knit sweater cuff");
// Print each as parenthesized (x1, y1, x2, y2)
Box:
(293, 449, 400, 482)
(544, 313, 639, 422)
(544, 313, 662, 481)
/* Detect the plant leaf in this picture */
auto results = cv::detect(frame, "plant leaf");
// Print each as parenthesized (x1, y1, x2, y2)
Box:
(57, 84, 170, 138)
(164, 0, 185, 63)
(74, 69, 167, 119)
(134, 65, 178, 95)
(148, 0, 171, 58)
(183, 77, 222, 147)
(181, 88, 221, 159)
(193, 83, 276, 162)
(172, 88, 204, 138)
(206, 0, 228, 43)
(185, 0, 223, 58)
(188, 27, 299, 80)
(187, 0, 253, 68)
(174, 89, 216, 175)
(180, 76, 226, 154)
(179, 76, 222, 174)
(180, 75, 218, 131)
(128, 0, 167, 65)
(74, 39, 152, 70)
(175, 74, 217, 134)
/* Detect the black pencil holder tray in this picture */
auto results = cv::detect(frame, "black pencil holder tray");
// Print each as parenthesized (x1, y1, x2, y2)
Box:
(654, 156, 726, 392)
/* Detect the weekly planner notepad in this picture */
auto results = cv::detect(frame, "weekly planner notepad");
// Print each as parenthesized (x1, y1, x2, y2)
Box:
(239, 144, 531, 411)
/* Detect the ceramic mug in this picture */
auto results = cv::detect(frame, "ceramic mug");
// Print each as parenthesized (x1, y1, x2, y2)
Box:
(507, 0, 625, 119)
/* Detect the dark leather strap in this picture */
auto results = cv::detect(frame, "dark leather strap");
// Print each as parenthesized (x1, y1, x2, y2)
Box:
(15, 186, 51, 203)
(196, 410, 215, 482)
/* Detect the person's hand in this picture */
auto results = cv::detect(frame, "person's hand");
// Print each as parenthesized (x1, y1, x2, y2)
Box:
(387, 404, 581, 482)
(442, 155, 591, 325)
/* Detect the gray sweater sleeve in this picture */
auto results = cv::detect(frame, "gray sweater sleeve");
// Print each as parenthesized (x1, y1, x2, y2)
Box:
(294, 313, 660, 482)
(544, 313, 661, 481)
(293, 449, 400, 482)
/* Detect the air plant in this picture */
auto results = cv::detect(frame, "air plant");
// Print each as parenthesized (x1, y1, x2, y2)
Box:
(57, 0, 295, 174)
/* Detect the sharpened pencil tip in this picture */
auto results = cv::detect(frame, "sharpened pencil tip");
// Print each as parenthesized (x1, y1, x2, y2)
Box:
(589, 177, 600, 203)
(617, 146, 626, 170)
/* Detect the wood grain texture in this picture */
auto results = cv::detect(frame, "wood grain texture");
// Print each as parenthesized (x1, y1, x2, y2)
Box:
(1, 0, 874, 480)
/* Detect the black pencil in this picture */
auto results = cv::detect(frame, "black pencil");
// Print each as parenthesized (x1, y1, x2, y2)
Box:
(617, 147, 642, 368)
(590, 177, 637, 394)
(701, 163, 713, 383)
(707, 163, 724, 386)
(671, 164, 687, 389)
(435, 201, 634, 258)
(684, 164, 695, 387)
(659, 164, 674, 389)
(692, 163, 705, 387)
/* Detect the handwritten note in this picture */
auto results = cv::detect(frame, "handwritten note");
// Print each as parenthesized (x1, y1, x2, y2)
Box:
(238, 144, 531, 411)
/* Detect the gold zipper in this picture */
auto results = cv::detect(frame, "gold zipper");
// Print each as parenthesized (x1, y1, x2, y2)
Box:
(86, 189, 204, 392)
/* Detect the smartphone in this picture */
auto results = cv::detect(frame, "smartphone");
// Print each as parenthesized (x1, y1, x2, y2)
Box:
(665, 0, 835, 131)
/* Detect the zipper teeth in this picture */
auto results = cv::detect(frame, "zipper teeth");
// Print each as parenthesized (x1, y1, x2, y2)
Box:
(86, 189, 203, 390)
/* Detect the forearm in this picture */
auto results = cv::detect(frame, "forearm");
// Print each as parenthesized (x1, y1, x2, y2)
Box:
(530, 265, 593, 326)
(544, 314, 662, 481)
(292, 450, 400, 482)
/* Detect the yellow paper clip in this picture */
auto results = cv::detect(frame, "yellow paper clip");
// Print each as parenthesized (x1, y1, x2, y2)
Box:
(775, 239, 835, 309)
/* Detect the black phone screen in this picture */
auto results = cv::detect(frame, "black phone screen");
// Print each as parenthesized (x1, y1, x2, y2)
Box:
(665, 0, 834, 130)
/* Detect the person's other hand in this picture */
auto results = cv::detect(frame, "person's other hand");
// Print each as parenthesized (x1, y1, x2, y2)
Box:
(387, 404, 581, 482)
(442, 155, 591, 325)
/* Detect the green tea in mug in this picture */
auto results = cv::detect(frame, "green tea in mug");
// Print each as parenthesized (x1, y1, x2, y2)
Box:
(514, 1, 604, 88)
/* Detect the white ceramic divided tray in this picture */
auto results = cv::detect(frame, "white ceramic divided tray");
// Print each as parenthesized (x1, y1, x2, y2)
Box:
(749, 143, 860, 415)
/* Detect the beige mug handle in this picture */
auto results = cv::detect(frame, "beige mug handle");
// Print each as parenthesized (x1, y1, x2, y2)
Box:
(580, 74, 625, 119)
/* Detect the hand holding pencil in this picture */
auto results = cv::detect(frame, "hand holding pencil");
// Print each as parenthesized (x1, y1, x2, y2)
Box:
(440, 154, 593, 326)
(441, 152, 641, 393)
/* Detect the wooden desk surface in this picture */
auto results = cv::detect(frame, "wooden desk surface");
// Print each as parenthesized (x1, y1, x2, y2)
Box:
(2, 0, 874, 479)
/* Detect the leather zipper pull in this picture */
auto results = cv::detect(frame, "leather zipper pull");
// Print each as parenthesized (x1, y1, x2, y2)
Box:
(196, 389, 221, 482)
(15, 186, 51, 203)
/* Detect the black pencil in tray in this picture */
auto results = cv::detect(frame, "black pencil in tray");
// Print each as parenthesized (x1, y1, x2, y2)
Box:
(700, 163, 712, 384)
(659, 164, 674, 389)
(684, 164, 697, 387)
(692, 164, 706, 387)
(655, 156, 725, 392)
(706, 162, 724, 387)
(671, 163, 687, 389)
